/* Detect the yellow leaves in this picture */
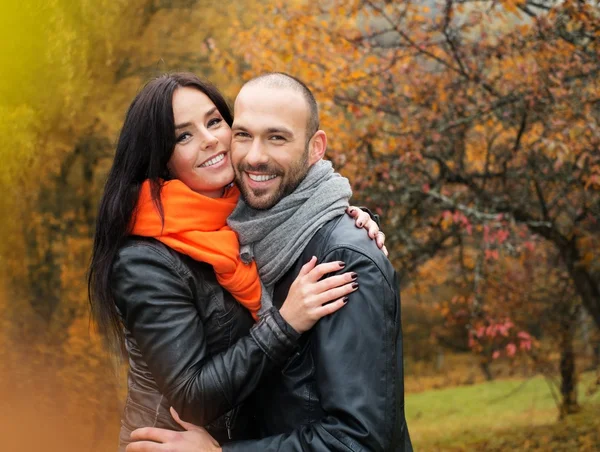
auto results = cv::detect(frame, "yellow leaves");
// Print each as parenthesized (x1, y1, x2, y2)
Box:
(364, 55, 379, 66)
(500, 0, 524, 14)
(439, 90, 448, 104)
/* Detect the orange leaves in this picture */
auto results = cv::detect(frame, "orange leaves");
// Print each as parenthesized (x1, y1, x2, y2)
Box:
(498, 0, 525, 14)
(226, 0, 599, 342)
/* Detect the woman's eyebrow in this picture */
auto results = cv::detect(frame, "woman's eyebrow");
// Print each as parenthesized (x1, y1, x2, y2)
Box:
(175, 108, 219, 130)
(175, 121, 192, 130)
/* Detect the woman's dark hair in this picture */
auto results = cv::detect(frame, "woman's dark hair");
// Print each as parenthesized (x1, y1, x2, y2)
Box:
(88, 72, 233, 354)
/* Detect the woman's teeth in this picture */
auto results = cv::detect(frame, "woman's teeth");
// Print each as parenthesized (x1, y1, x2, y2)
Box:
(199, 153, 225, 168)
(248, 174, 277, 182)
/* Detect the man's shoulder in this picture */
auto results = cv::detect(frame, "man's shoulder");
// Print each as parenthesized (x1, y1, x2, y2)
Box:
(311, 214, 393, 273)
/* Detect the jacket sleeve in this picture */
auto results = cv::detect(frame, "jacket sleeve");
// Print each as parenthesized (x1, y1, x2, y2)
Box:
(223, 247, 411, 451)
(112, 244, 300, 426)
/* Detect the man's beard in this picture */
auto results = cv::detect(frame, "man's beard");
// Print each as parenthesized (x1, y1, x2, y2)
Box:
(235, 146, 309, 210)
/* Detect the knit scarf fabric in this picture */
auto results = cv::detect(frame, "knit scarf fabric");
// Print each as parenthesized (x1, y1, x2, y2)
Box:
(131, 179, 262, 320)
(227, 160, 352, 311)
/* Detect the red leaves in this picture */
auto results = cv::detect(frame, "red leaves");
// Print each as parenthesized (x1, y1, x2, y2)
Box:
(468, 318, 534, 360)
(517, 331, 532, 351)
(506, 343, 517, 357)
(228, 0, 600, 372)
(485, 249, 500, 261)
(441, 210, 473, 235)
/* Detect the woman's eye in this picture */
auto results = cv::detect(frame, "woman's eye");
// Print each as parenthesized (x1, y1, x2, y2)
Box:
(207, 117, 222, 127)
(176, 132, 191, 143)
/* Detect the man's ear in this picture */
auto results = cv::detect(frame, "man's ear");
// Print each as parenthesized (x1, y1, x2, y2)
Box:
(308, 130, 327, 165)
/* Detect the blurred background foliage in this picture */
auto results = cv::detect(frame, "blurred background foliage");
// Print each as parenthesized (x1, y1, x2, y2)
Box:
(0, 1, 598, 451)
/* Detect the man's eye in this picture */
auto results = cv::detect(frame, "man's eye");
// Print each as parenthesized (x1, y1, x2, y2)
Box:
(176, 132, 191, 143)
(234, 132, 250, 138)
(207, 118, 222, 127)
(270, 135, 285, 141)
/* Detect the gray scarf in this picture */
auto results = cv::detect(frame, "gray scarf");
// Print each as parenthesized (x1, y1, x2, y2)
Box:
(227, 160, 352, 312)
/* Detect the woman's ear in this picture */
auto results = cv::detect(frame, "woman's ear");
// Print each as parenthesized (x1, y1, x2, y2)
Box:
(308, 130, 327, 165)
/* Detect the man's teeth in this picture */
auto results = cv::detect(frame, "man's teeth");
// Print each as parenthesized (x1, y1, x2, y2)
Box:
(199, 153, 225, 168)
(248, 173, 277, 182)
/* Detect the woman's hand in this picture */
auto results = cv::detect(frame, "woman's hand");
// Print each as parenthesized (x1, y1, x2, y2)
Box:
(279, 257, 358, 334)
(346, 206, 388, 256)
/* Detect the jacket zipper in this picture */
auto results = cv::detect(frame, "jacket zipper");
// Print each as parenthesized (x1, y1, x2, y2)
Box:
(225, 413, 232, 440)
(224, 407, 238, 440)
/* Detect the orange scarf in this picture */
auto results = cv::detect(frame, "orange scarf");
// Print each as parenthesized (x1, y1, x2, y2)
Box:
(131, 179, 261, 320)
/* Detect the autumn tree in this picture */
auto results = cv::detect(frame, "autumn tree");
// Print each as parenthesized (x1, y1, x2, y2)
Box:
(0, 1, 264, 450)
(224, 0, 600, 414)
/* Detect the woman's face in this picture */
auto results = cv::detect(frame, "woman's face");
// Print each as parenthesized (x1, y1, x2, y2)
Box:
(167, 87, 234, 198)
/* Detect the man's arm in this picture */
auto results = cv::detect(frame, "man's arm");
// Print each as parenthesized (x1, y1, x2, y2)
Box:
(224, 247, 411, 451)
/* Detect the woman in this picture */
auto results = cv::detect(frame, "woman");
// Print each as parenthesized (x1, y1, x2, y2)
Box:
(88, 73, 383, 450)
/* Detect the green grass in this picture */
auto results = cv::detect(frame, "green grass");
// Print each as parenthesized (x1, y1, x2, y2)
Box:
(406, 372, 600, 451)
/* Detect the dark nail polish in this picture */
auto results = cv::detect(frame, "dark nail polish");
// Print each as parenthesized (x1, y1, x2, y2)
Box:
(357, 222, 363, 227)
(339, 262, 346, 268)
(343, 296, 349, 303)
(350, 272, 358, 280)
(352, 282, 359, 289)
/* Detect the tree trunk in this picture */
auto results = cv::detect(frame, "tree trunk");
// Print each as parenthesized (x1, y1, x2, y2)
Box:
(529, 227, 600, 331)
(561, 240, 600, 331)
(570, 265, 600, 331)
(479, 358, 494, 381)
(559, 308, 580, 418)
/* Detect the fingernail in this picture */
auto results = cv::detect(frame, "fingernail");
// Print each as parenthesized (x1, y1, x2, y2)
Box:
(357, 222, 363, 227)
(350, 272, 358, 280)
(339, 262, 346, 268)
(352, 282, 359, 289)
(343, 296, 349, 303)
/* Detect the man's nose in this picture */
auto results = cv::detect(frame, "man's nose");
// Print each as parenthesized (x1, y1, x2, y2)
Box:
(245, 139, 268, 166)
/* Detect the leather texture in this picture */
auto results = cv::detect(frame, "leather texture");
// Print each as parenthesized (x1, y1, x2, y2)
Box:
(223, 215, 413, 451)
(112, 238, 300, 449)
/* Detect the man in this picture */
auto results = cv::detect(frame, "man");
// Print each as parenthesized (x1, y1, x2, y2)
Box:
(128, 73, 412, 451)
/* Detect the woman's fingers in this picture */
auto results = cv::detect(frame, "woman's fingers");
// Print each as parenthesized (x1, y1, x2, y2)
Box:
(298, 256, 318, 277)
(353, 209, 371, 228)
(306, 260, 346, 281)
(346, 206, 359, 218)
(317, 296, 350, 316)
(364, 218, 380, 240)
(313, 281, 358, 305)
(313, 272, 357, 292)
(347, 206, 387, 248)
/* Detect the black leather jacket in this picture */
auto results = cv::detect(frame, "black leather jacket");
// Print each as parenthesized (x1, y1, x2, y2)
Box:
(112, 238, 300, 449)
(223, 215, 413, 451)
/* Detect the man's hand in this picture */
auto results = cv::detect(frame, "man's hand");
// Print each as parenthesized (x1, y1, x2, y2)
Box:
(126, 407, 221, 452)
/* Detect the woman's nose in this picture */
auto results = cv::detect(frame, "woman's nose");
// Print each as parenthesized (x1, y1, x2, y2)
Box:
(201, 129, 219, 150)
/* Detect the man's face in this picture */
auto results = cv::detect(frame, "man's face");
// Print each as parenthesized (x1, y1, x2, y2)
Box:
(231, 85, 315, 210)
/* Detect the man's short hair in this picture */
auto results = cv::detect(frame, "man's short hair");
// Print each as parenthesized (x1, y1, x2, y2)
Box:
(243, 72, 320, 142)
